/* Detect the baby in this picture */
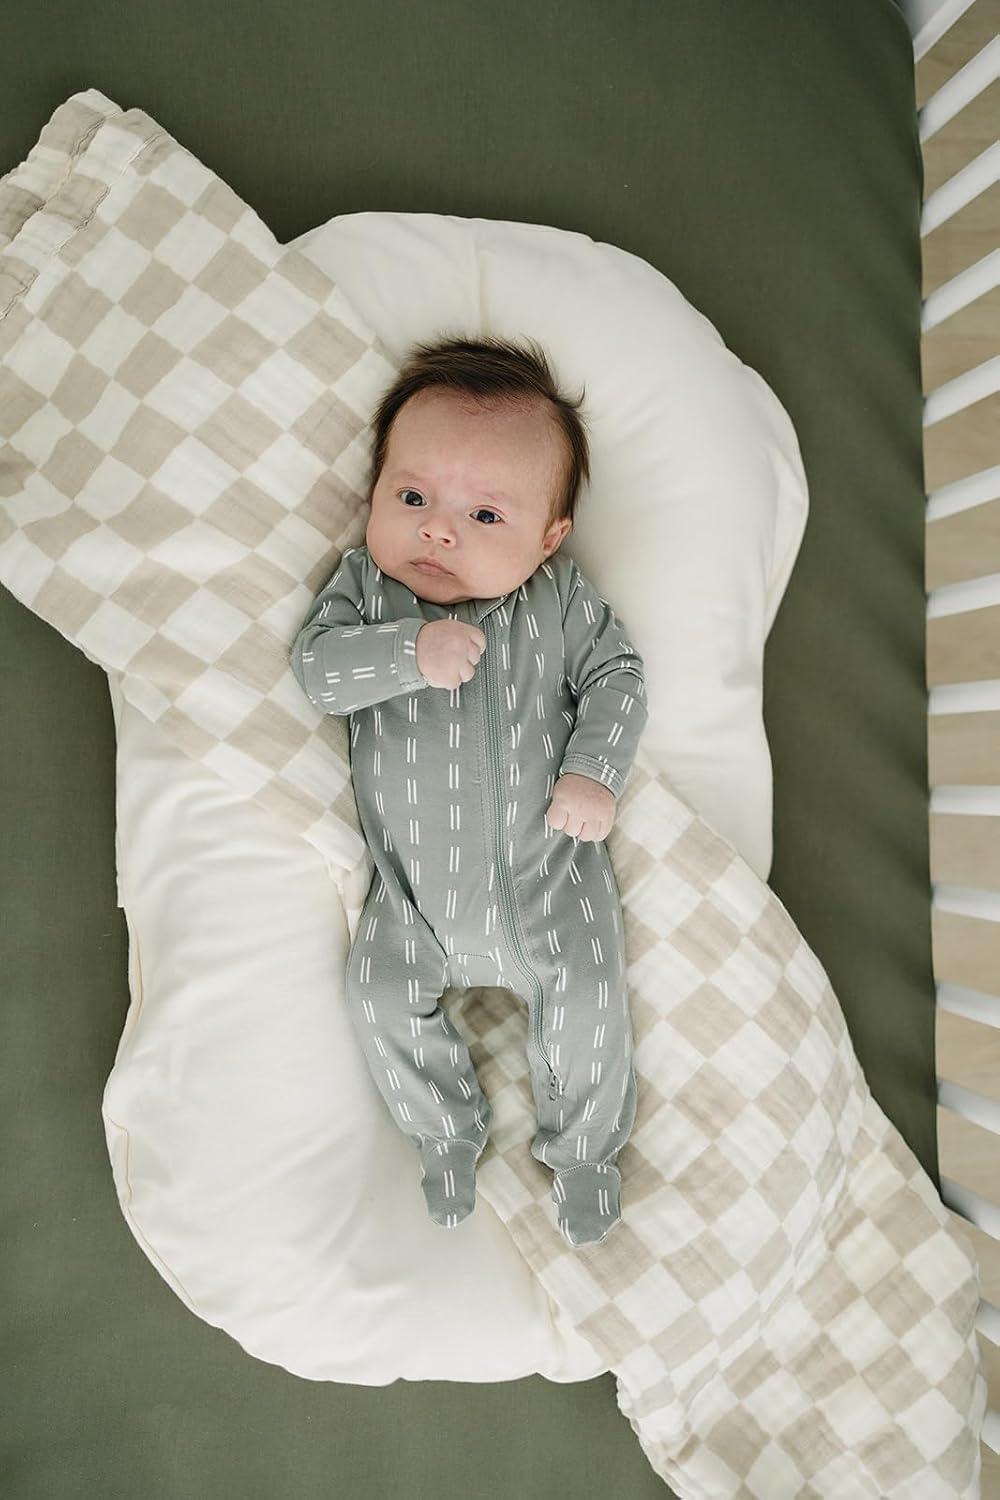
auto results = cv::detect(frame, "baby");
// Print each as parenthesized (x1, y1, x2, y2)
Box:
(290, 334, 648, 1247)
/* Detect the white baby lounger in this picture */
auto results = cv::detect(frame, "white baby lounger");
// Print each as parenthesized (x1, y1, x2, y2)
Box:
(100, 207, 808, 1384)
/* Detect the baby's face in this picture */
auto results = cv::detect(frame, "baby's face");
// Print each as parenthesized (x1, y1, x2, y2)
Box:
(366, 388, 572, 604)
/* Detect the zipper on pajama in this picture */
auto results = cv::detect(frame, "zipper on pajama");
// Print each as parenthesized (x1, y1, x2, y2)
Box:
(481, 611, 561, 1095)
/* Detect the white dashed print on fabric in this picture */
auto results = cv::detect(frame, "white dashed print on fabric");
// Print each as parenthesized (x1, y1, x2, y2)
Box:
(291, 545, 648, 1246)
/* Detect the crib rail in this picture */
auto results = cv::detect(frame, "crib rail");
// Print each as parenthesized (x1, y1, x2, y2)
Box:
(923, 253, 1000, 331)
(905, 0, 982, 59)
(907, 0, 1000, 1466)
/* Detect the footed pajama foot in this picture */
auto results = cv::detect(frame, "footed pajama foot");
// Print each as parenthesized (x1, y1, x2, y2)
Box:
(552, 1162, 622, 1247)
(419, 1139, 482, 1227)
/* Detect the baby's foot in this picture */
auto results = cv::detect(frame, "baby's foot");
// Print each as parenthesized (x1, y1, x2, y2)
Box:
(552, 1162, 622, 1247)
(419, 1139, 481, 1228)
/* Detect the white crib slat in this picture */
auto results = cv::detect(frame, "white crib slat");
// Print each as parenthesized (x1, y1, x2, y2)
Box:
(927, 569, 1000, 615)
(929, 679, 1000, 713)
(921, 141, 1000, 236)
(918, 35, 1000, 140)
(922, 249, 1000, 331)
(902, 0, 980, 60)
(982, 1405, 1000, 1457)
(923, 353, 1000, 424)
(939, 1173, 1000, 1239)
(926, 464, 1000, 520)
(978, 1295, 1000, 1348)
(938, 1076, 1000, 1134)
(933, 884, 1000, 919)
(932, 787, 1000, 814)
(937, 981, 1000, 1027)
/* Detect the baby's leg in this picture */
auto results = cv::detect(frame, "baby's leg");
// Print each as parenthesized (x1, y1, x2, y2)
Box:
(525, 870, 638, 1247)
(345, 874, 491, 1228)
(532, 1035, 637, 1248)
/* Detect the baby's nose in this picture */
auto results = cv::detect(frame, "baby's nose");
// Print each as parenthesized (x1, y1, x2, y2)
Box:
(420, 519, 455, 543)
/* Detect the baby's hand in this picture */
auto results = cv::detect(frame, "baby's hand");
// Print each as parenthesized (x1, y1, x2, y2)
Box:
(415, 619, 486, 689)
(545, 773, 616, 842)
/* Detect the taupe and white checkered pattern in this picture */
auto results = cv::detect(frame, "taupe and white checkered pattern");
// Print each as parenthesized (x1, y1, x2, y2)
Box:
(0, 91, 987, 1496)
(0, 87, 388, 892)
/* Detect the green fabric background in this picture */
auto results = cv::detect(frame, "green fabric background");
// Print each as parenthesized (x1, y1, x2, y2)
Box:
(0, 2, 929, 1496)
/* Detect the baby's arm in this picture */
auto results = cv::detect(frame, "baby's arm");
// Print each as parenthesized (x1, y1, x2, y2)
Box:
(557, 563, 648, 799)
(290, 548, 428, 715)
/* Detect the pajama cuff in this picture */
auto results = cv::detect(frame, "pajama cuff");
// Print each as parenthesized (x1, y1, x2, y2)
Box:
(557, 754, 626, 800)
(394, 618, 429, 691)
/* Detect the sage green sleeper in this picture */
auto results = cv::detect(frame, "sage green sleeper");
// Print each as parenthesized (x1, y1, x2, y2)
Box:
(290, 544, 648, 1246)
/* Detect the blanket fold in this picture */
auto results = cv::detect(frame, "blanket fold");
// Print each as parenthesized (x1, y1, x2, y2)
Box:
(0, 89, 986, 1498)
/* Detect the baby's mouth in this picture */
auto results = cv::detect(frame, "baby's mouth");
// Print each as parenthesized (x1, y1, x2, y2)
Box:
(412, 556, 453, 576)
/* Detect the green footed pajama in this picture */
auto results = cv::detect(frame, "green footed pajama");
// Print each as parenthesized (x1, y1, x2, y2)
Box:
(291, 544, 647, 1247)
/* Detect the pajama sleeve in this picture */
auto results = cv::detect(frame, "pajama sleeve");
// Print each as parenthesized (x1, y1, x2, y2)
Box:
(557, 562, 648, 799)
(289, 548, 429, 714)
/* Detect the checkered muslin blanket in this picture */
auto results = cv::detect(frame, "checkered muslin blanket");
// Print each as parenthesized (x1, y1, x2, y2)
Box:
(0, 90, 987, 1498)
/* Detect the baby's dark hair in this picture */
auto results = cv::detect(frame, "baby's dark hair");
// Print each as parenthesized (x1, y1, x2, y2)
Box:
(365, 333, 591, 533)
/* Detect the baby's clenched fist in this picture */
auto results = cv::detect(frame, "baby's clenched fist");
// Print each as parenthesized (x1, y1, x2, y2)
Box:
(415, 619, 486, 690)
(545, 773, 617, 842)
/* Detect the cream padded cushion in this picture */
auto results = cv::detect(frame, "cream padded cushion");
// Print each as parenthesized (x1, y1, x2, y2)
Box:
(104, 670, 607, 1385)
(289, 211, 809, 880)
(102, 210, 807, 1383)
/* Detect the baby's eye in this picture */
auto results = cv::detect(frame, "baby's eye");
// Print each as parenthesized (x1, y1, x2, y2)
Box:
(400, 489, 499, 525)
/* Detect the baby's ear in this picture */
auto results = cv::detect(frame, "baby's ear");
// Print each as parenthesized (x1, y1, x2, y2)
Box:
(546, 516, 572, 553)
